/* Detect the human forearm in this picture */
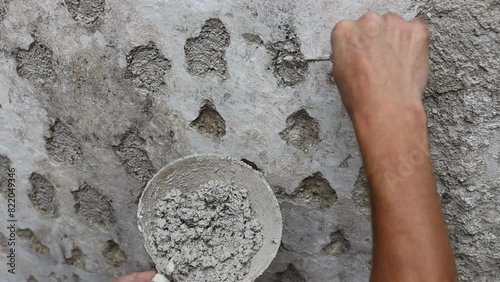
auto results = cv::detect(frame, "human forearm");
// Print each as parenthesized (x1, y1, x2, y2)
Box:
(354, 104, 456, 281)
(330, 12, 457, 282)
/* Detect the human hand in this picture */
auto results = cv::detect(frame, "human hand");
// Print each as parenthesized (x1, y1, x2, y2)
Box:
(330, 12, 430, 124)
(112, 270, 157, 282)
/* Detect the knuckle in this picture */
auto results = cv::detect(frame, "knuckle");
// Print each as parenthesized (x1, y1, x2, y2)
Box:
(361, 11, 381, 22)
(384, 12, 404, 24)
(413, 20, 430, 39)
(360, 13, 383, 37)
(332, 20, 350, 37)
(384, 13, 407, 33)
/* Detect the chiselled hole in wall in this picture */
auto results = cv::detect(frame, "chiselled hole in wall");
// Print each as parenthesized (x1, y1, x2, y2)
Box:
(64, 0, 105, 25)
(27, 276, 38, 282)
(17, 228, 50, 254)
(440, 192, 452, 205)
(274, 264, 306, 282)
(352, 167, 370, 215)
(242, 33, 264, 45)
(241, 158, 262, 172)
(322, 230, 350, 256)
(190, 101, 226, 139)
(185, 18, 230, 77)
(0, 232, 7, 255)
(0, 0, 9, 22)
(339, 154, 352, 168)
(13, 40, 56, 85)
(28, 173, 58, 216)
(291, 172, 337, 210)
(113, 128, 156, 183)
(102, 240, 127, 267)
(0, 154, 12, 197)
(71, 183, 114, 227)
(45, 119, 82, 164)
(328, 70, 337, 85)
(65, 245, 85, 269)
(280, 109, 320, 152)
(73, 274, 82, 282)
(49, 272, 68, 282)
(268, 30, 308, 86)
(125, 41, 171, 92)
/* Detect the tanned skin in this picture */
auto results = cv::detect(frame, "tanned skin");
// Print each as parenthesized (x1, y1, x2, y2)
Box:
(113, 271, 156, 282)
(115, 11, 457, 282)
(331, 12, 457, 282)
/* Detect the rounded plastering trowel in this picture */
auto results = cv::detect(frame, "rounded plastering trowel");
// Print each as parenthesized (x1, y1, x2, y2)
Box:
(137, 154, 283, 282)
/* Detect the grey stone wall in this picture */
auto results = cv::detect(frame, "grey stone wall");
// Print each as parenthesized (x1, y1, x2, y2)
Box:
(0, 0, 498, 281)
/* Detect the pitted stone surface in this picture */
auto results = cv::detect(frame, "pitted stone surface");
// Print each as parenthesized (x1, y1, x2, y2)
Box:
(414, 0, 500, 280)
(0, 0, 497, 281)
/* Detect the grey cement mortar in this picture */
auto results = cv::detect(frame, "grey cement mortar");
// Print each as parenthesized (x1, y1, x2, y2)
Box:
(0, 231, 7, 255)
(71, 183, 115, 227)
(322, 231, 350, 256)
(139, 155, 282, 282)
(351, 167, 370, 216)
(17, 228, 51, 254)
(185, 18, 230, 77)
(152, 180, 263, 281)
(0, 154, 11, 197)
(283, 171, 338, 210)
(0, 0, 7, 23)
(190, 100, 227, 139)
(102, 240, 127, 267)
(279, 109, 321, 152)
(13, 40, 56, 86)
(113, 127, 156, 184)
(64, 245, 86, 269)
(64, 0, 105, 26)
(263, 264, 306, 282)
(0, 0, 497, 281)
(28, 172, 59, 216)
(125, 41, 172, 93)
(45, 119, 83, 165)
(267, 30, 309, 87)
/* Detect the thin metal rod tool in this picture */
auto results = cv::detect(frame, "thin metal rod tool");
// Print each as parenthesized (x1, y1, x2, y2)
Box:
(305, 55, 332, 62)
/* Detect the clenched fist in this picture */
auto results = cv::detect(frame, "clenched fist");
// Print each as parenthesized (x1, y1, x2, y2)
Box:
(331, 12, 430, 124)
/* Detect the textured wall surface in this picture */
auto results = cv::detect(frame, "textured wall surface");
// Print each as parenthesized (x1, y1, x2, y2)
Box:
(0, 0, 498, 281)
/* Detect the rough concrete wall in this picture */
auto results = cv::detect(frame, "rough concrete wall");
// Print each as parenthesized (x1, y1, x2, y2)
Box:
(0, 0, 497, 282)
(417, 0, 500, 281)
